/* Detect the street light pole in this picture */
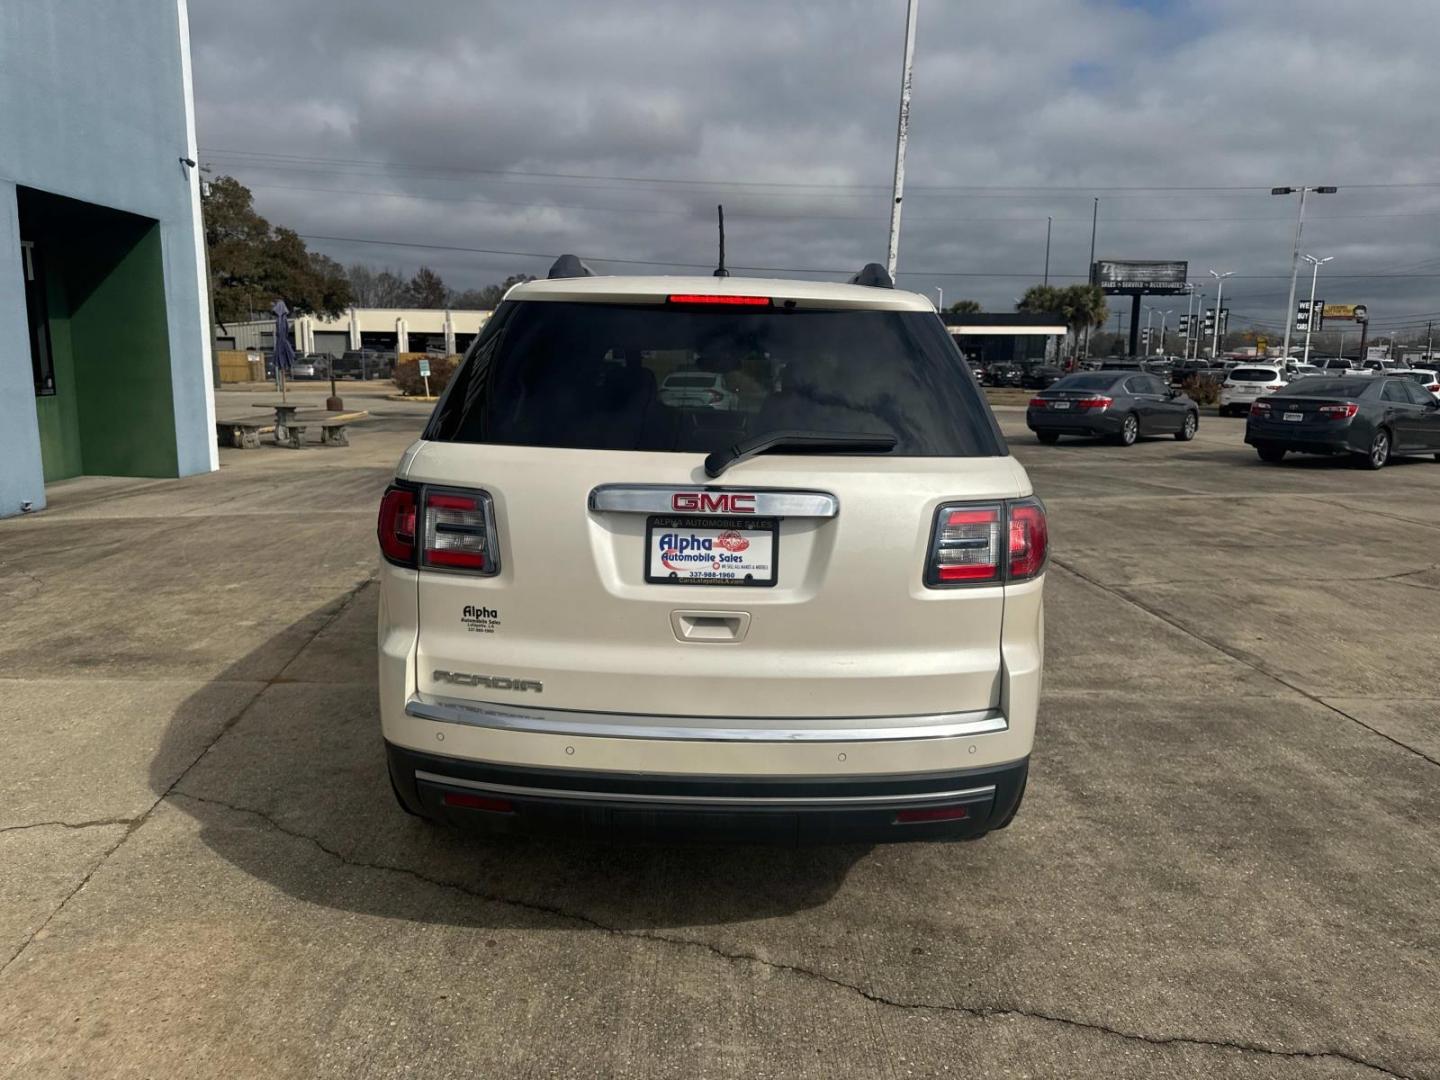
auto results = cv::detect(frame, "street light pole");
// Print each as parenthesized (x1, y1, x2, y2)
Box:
(1209, 270, 1233, 359)
(1301, 253, 1333, 365)
(1274, 185, 1337, 360)
(885, 0, 920, 280)
(934, 286, 943, 310)
(1158, 310, 1172, 355)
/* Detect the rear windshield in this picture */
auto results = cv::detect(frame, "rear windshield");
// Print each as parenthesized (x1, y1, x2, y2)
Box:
(426, 301, 1003, 456)
(1284, 378, 1371, 397)
(1398, 371, 1436, 383)
(1051, 373, 1122, 391)
(1229, 368, 1280, 382)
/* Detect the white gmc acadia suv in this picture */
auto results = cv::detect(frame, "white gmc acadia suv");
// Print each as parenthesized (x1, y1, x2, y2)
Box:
(376, 260, 1046, 842)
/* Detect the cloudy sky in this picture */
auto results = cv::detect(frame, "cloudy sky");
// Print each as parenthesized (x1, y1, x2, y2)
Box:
(189, 0, 1440, 338)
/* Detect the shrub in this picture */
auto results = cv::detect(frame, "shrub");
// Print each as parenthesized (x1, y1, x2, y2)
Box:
(393, 353, 459, 397)
(1181, 375, 1221, 405)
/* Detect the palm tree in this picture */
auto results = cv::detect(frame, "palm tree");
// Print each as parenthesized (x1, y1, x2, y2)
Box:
(947, 299, 983, 314)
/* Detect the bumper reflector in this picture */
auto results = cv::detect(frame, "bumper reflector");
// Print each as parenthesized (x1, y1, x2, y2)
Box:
(443, 792, 514, 814)
(894, 805, 970, 824)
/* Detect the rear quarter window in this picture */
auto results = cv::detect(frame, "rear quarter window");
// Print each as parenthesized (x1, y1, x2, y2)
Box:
(426, 300, 1005, 457)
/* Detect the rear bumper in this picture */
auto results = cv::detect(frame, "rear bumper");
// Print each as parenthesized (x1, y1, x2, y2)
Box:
(1026, 408, 1122, 435)
(1244, 420, 1358, 453)
(387, 741, 1029, 843)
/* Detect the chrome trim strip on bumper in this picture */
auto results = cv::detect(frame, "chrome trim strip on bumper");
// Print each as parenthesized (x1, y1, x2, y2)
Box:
(414, 770, 998, 808)
(588, 484, 839, 518)
(404, 693, 1008, 743)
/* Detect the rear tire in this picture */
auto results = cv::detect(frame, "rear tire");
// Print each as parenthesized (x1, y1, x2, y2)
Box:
(1175, 411, 1198, 441)
(1113, 413, 1139, 446)
(1357, 428, 1391, 470)
(1257, 445, 1286, 463)
(1036, 432, 1060, 445)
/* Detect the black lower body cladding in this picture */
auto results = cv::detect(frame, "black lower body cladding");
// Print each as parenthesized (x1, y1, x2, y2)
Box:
(387, 742, 1029, 844)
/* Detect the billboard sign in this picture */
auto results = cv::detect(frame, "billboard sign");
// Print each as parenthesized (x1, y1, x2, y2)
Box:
(1322, 303, 1368, 322)
(1091, 260, 1190, 295)
(1296, 299, 1325, 334)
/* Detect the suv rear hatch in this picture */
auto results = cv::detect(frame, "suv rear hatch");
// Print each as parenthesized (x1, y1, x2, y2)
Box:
(396, 289, 1028, 721)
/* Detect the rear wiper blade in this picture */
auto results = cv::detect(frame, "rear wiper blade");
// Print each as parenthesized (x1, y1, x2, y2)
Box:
(704, 430, 898, 478)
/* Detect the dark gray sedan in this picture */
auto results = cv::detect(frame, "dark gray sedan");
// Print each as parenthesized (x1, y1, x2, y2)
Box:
(1026, 371, 1199, 446)
(1245, 375, 1440, 469)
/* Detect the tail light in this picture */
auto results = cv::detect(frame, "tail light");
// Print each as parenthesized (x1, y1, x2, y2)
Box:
(377, 484, 418, 567)
(1250, 401, 1272, 416)
(706, 389, 724, 403)
(926, 498, 1047, 588)
(1318, 403, 1359, 420)
(1008, 498, 1048, 581)
(1075, 396, 1112, 411)
(422, 487, 500, 573)
(1028, 397, 1048, 408)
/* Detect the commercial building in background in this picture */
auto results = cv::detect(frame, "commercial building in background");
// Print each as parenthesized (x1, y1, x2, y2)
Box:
(0, 0, 215, 518)
(217, 307, 494, 358)
(941, 312, 1067, 367)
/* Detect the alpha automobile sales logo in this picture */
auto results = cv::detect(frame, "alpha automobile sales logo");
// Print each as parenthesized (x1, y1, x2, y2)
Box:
(715, 530, 749, 553)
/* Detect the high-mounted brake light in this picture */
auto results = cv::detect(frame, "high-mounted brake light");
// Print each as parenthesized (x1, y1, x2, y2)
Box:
(377, 484, 417, 567)
(666, 294, 772, 307)
(422, 487, 500, 574)
(1318, 403, 1359, 419)
(925, 500, 1047, 588)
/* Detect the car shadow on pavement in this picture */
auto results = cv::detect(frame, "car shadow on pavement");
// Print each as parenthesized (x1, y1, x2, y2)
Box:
(150, 585, 869, 932)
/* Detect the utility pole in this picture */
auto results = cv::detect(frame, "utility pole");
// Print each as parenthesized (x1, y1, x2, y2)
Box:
(885, 0, 920, 280)
(1273, 184, 1337, 360)
(1082, 197, 1099, 361)
(1301, 253, 1332, 365)
(1043, 217, 1052, 286)
(1209, 270, 1233, 359)
(1426, 320, 1434, 360)
(1158, 310, 1172, 355)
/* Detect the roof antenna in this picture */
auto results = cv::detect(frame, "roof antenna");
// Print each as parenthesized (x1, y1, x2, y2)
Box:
(713, 204, 729, 278)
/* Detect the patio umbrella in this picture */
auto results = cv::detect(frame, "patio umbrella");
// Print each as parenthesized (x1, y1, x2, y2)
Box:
(272, 299, 295, 402)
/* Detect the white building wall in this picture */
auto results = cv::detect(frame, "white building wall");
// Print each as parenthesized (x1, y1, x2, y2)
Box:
(0, 0, 216, 515)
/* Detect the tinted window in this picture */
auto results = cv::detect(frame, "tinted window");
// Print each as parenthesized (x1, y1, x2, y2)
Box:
(1229, 368, 1281, 382)
(428, 301, 1003, 456)
(1285, 378, 1371, 397)
(1052, 373, 1123, 391)
(1398, 379, 1433, 406)
(663, 374, 720, 387)
(1381, 380, 1413, 404)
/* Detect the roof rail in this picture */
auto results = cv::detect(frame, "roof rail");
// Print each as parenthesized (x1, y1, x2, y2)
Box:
(849, 262, 894, 289)
(548, 254, 597, 279)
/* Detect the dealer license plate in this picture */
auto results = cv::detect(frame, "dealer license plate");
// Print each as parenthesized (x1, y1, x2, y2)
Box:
(1283, 412, 1304, 422)
(645, 516, 779, 587)
(1050, 401, 1071, 410)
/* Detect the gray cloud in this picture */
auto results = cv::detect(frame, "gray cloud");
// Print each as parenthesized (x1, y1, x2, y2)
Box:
(189, 0, 1440, 337)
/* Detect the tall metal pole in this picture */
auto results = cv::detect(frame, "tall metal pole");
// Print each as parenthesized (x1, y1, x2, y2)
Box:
(1301, 254, 1330, 365)
(934, 286, 943, 310)
(1426, 320, 1434, 360)
(1043, 217, 1052, 286)
(885, 0, 920, 280)
(1279, 187, 1309, 361)
(1159, 310, 1171, 354)
(1209, 270, 1232, 358)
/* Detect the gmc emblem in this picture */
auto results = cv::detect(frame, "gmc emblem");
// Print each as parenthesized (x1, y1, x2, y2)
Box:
(672, 492, 756, 514)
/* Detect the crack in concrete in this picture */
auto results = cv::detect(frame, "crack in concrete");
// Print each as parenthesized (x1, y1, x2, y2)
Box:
(0, 576, 376, 979)
(168, 789, 1417, 1080)
(0, 818, 136, 836)
(1111, 561, 1440, 590)
(1053, 558, 1440, 771)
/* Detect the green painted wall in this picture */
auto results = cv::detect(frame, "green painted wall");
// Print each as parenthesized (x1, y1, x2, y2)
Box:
(21, 189, 178, 482)
(33, 254, 83, 482)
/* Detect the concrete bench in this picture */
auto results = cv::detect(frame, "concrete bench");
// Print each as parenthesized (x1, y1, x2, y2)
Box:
(282, 410, 369, 448)
(216, 417, 273, 449)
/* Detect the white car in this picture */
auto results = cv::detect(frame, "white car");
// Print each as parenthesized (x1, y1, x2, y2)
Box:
(1391, 369, 1440, 400)
(1219, 365, 1287, 416)
(657, 370, 740, 410)
(1359, 358, 1397, 376)
(376, 260, 1044, 842)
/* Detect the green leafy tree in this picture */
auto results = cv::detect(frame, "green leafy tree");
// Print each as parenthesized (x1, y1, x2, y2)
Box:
(453, 273, 538, 309)
(202, 175, 352, 322)
(946, 299, 983, 314)
(404, 266, 451, 308)
(1018, 283, 1107, 358)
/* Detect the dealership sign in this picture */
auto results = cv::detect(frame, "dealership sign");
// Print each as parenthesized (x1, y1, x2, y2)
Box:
(1091, 260, 1190, 295)
(1321, 303, 1368, 322)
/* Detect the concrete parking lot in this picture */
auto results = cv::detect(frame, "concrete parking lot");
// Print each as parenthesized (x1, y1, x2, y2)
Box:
(2, 392, 1437, 1079)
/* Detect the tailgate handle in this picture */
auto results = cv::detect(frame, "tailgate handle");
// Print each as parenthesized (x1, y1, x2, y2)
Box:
(671, 610, 750, 643)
